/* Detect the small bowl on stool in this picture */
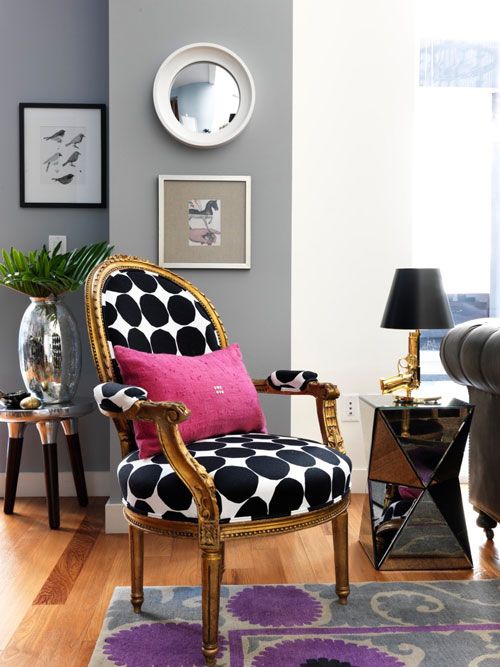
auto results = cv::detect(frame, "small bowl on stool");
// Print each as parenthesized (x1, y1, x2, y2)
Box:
(0, 391, 30, 409)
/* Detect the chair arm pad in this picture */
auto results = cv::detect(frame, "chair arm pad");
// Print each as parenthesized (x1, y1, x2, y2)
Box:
(440, 318, 500, 393)
(267, 370, 318, 392)
(94, 382, 148, 415)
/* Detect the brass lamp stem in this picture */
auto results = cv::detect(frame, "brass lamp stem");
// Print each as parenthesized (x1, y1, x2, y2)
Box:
(380, 329, 421, 402)
(407, 328, 421, 392)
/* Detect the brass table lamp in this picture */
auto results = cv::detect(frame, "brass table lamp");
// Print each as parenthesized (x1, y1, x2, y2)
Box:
(380, 268, 454, 404)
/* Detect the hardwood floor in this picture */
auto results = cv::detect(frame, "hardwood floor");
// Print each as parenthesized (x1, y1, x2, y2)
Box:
(0, 493, 498, 665)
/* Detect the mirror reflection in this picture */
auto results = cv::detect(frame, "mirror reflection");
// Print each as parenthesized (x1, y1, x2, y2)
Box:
(170, 62, 240, 134)
(369, 480, 422, 565)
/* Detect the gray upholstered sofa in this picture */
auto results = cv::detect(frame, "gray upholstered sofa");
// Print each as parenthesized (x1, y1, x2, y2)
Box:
(440, 318, 500, 539)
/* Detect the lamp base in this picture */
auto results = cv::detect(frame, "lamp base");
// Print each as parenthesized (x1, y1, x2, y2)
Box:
(393, 394, 441, 406)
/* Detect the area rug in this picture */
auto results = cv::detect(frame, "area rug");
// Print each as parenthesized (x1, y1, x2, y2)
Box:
(89, 580, 500, 666)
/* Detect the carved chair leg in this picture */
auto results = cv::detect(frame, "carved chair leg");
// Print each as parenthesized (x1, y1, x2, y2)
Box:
(201, 545, 223, 667)
(129, 524, 144, 613)
(219, 542, 225, 583)
(332, 510, 350, 605)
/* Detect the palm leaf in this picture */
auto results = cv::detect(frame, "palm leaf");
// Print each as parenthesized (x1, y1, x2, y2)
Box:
(0, 242, 112, 297)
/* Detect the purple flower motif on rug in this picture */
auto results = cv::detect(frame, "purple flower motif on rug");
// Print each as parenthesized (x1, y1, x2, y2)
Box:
(228, 585, 322, 626)
(252, 639, 404, 667)
(103, 622, 227, 667)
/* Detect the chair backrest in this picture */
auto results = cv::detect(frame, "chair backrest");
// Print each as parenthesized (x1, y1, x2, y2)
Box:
(85, 255, 228, 453)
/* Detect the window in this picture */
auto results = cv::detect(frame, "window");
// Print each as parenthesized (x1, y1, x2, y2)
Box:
(414, 1, 500, 380)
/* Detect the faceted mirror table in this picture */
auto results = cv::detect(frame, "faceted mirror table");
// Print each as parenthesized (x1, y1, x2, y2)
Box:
(359, 395, 474, 570)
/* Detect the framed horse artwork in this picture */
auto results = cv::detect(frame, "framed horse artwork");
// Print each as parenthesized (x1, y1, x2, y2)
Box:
(158, 175, 251, 269)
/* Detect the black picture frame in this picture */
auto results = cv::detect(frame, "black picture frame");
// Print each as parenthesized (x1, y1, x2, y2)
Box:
(19, 103, 106, 208)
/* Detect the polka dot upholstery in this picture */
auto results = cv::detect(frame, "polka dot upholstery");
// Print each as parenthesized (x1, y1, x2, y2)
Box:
(376, 499, 413, 527)
(117, 433, 352, 523)
(102, 269, 221, 378)
(94, 382, 147, 414)
(268, 370, 318, 392)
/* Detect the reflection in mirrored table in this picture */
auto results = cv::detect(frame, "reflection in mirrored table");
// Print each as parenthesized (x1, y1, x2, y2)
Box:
(170, 62, 240, 135)
(359, 397, 474, 570)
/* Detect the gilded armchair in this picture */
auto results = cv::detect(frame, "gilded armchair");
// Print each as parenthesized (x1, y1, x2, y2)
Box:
(85, 255, 351, 666)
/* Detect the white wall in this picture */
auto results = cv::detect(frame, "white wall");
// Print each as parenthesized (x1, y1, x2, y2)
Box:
(292, 0, 417, 490)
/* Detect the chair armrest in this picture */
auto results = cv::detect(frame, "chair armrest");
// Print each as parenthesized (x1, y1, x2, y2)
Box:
(253, 378, 345, 454)
(94, 382, 148, 415)
(253, 377, 340, 400)
(267, 370, 318, 393)
(94, 383, 220, 542)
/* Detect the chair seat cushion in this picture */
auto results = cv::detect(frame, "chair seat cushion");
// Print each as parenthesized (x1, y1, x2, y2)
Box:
(117, 433, 352, 524)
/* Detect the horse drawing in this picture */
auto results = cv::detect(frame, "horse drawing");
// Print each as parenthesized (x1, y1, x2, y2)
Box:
(188, 200, 219, 218)
(188, 199, 220, 246)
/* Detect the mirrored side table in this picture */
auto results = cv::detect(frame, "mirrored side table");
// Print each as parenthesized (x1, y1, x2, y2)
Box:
(0, 398, 94, 529)
(359, 395, 474, 570)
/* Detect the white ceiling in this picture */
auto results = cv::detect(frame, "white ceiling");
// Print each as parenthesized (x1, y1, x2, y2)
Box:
(172, 62, 217, 88)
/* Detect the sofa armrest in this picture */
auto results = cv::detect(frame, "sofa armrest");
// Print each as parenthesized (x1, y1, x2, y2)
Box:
(440, 318, 500, 393)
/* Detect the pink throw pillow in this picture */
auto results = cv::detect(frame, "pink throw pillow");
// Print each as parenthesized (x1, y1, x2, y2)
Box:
(114, 343, 267, 458)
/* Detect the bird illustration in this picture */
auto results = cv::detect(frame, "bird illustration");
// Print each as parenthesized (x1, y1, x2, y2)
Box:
(43, 129, 65, 143)
(62, 151, 80, 167)
(43, 152, 62, 172)
(65, 133, 85, 148)
(52, 174, 74, 185)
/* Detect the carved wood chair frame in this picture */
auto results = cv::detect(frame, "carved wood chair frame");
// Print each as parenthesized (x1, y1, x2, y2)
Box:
(85, 255, 350, 666)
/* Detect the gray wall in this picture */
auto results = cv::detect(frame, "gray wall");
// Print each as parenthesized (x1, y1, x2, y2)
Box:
(0, 0, 109, 472)
(109, 0, 293, 434)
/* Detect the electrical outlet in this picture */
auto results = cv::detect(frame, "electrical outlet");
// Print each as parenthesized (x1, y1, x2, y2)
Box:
(341, 394, 360, 422)
(48, 235, 67, 253)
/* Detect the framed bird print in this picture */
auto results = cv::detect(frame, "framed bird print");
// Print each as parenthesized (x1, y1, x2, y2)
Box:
(19, 103, 106, 207)
(158, 175, 251, 269)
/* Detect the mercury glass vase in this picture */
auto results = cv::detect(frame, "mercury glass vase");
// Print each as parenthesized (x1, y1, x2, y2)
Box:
(18, 296, 82, 404)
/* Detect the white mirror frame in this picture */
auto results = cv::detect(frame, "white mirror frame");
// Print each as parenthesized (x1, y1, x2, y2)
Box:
(153, 43, 255, 148)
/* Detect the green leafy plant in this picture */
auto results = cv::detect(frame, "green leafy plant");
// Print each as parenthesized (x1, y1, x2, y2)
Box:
(0, 241, 113, 297)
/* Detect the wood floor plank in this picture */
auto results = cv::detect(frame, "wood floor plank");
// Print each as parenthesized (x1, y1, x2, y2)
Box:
(33, 506, 103, 605)
(0, 492, 498, 667)
(0, 606, 59, 665)
(0, 499, 87, 650)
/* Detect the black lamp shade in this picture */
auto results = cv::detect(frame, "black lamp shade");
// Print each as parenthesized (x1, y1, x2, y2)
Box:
(381, 268, 454, 330)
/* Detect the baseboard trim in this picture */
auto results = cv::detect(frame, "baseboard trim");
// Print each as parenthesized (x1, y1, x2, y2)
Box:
(350, 467, 367, 493)
(0, 471, 111, 497)
(105, 499, 128, 533)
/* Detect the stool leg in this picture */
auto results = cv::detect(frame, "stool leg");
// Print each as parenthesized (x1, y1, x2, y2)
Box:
(4, 423, 26, 515)
(62, 419, 88, 507)
(36, 421, 60, 529)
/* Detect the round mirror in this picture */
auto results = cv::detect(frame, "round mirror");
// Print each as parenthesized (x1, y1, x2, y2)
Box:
(170, 63, 240, 135)
(154, 43, 255, 148)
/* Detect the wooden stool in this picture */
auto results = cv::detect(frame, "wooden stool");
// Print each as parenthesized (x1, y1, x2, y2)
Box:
(1, 398, 94, 529)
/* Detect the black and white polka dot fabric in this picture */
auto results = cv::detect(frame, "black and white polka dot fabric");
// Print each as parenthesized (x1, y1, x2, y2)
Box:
(94, 382, 147, 415)
(268, 370, 318, 392)
(102, 269, 221, 377)
(117, 432, 352, 523)
(376, 499, 413, 528)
